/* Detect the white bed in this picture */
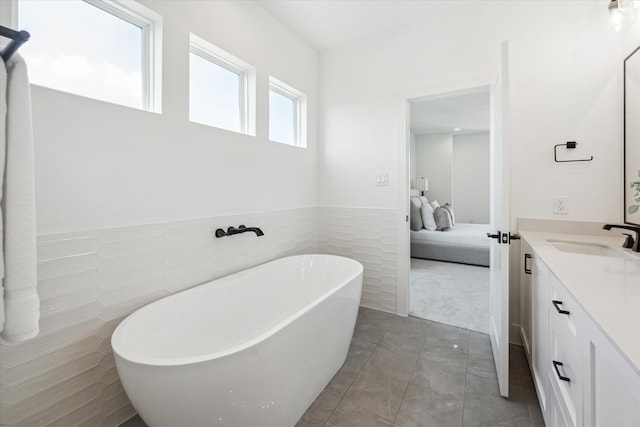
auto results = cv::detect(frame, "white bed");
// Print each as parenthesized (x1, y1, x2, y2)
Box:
(410, 223, 490, 267)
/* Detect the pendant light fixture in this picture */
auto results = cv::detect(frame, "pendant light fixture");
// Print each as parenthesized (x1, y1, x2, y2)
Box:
(609, 0, 640, 31)
(609, 0, 625, 31)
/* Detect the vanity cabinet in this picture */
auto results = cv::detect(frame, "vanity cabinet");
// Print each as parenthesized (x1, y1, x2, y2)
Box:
(531, 255, 550, 415)
(520, 245, 551, 416)
(520, 240, 532, 359)
(520, 242, 640, 427)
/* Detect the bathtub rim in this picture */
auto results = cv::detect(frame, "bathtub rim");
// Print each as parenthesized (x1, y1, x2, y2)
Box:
(111, 254, 363, 367)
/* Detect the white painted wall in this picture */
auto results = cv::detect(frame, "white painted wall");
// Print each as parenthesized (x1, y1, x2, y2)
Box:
(27, 0, 318, 234)
(411, 132, 489, 223)
(318, 0, 640, 340)
(319, 0, 638, 218)
(410, 132, 416, 188)
(414, 133, 452, 205)
(452, 132, 490, 223)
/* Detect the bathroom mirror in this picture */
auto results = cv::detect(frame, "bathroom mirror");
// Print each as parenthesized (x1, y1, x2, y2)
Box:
(625, 46, 640, 226)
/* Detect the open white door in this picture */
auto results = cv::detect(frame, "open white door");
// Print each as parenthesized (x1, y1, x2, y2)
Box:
(488, 41, 510, 398)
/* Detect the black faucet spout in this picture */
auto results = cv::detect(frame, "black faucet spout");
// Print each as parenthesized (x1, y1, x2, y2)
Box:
(249, 227, 265, 236)
(215, 225, 264, 238)
(602, 224, 640, 252)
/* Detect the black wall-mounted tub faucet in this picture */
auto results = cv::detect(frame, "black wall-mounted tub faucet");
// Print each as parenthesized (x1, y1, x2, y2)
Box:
(602, 224, 640, 252)
(215, 225, 264, 238)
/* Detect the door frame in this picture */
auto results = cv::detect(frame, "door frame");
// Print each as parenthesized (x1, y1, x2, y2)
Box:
(395, 81, 493, 316)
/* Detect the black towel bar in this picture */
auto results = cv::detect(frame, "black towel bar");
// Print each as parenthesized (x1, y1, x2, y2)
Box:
(0, 25, 30, 61)
(554, 141, 593, 163)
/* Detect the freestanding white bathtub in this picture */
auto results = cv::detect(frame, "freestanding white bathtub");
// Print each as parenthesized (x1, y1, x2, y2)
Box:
(111, 254, 363, 427)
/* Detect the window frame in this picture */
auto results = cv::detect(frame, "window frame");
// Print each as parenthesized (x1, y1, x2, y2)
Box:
(269, 76, 307, 148)
(189, 33, 256, 136)
(9, 0, 163, 113)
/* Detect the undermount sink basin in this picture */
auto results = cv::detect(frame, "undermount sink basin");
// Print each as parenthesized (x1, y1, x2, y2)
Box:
(547, 240, 624, 257)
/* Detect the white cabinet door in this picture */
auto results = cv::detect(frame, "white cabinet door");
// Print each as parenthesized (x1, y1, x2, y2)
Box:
(583, 324, 640, 427)
(520, 241, 533, 360)
(531, 255, 549, 418)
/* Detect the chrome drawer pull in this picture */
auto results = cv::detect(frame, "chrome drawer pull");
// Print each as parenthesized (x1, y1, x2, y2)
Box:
(552, 300, 570, 315)
(553, 360, 571, 382)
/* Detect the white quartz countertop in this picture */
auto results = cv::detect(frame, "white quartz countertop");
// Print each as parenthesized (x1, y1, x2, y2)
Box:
(519, 230, 640, 374)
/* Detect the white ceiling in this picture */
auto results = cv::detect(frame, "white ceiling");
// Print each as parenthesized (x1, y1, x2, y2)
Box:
(410, 90, 490, 136)
(258, 0, 441, 52)
(258, 1, 490, 136)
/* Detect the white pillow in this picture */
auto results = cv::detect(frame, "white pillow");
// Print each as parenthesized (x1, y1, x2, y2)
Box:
(420, 203, 437, 231)
(409, 197, 424, 231)
(442, 203, 455, 225)
(429, 200, 440, 210)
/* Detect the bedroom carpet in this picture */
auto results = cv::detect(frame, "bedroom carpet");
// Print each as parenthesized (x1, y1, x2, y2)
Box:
(410, 258, 489, 334)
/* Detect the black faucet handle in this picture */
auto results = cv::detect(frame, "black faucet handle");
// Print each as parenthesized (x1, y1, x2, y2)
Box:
(622, 233, 635, 249)
(603, 224, 640, 252)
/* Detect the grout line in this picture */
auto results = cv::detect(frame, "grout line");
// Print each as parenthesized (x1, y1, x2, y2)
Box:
(392, 361, 416, 426)
(319, 339, 380, 426)
(322, 312, 406, 425)
(461, 329, 471, 427)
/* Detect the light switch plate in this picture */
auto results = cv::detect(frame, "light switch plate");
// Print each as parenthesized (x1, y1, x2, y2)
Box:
(375, 173, 388, 186)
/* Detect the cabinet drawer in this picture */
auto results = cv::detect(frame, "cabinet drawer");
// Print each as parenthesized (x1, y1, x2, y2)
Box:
(548, 272, 582, 355)
(549, 325, 582, 427)
(549, 375, 574, 427)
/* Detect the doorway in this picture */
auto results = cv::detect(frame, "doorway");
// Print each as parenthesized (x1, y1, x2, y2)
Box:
(396, 42, 511, 398)
(407, 87, 491, 334)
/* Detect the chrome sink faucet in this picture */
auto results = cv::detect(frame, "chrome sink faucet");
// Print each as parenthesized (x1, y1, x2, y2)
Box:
(602, 224, 640, 252)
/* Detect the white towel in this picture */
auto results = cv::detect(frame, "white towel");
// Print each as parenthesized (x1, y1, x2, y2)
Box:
(0, 54, 39, 343)
(0, 54, 6, 333)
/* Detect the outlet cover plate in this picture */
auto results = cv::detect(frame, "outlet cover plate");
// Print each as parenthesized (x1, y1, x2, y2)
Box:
(553, 196, 568, 214)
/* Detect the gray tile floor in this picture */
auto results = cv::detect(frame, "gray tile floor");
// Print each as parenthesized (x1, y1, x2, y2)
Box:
(121, 308, 543, 427)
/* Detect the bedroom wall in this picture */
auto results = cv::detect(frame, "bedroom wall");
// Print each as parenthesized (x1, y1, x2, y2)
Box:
(452, 132, 490, 224)
(410, 132, 417, 188)
(319, 0, 640, 336)
(412, 132, 489, 223)
(414, 133, 452, 205)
